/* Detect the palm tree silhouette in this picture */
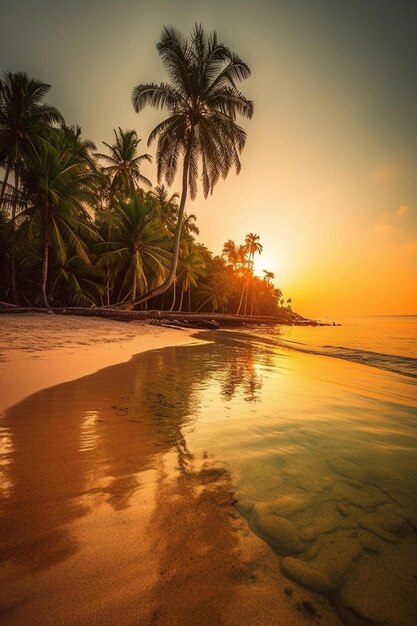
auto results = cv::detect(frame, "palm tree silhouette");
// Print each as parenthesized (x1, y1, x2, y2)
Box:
(96, 191, 170, 304)
(95, 128, 152, 198)
(130, 24, 253, 307)
(262, 270, 274, 285)
(21, 138, 99, 307)
(0, 71, 63, 301)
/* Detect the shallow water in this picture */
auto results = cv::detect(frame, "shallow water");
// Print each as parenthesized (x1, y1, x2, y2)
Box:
(180, 331, 417, 625)
(1, 318, 417, 625)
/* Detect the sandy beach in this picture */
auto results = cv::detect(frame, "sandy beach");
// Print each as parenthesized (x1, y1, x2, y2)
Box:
(0, 314, 341, 625)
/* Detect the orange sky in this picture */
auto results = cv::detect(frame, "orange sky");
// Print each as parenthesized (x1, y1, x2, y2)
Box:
(1, 0, 416, 317)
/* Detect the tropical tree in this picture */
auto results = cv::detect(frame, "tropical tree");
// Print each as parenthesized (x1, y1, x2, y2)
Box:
(130, 23, 253, 307)
(262, 270, 274, 285)
(0, 71, 63, 301)
(21, 138, 99, 306)
(151, 184, 179, 230)
(222, 239, 246, 270)
(177, 247, 205, 310)
(95, 128, 152, 198)
(50, 255, 105, 306)
(239, 232, 263, 315)
(96, 190, 171, 304)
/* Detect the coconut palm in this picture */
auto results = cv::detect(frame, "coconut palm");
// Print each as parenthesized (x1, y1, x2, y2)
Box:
(262, 270, 274, 285)
(95, 128, 152, 198)
(177, 248, 205, 310)
(130, 23, 253, 307)
(244, 232, 262, 314)
(222, 239, 246, 270)
(151, 184, 179, 229)
(0, 71, 63, 206)
(21, 139, 99, 306)
(0, 71, 63, 301)
(50, 255, 105, 306)
(96, 191, 171, 304)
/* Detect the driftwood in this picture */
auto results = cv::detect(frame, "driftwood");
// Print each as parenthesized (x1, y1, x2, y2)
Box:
(0, 305, 318, 328)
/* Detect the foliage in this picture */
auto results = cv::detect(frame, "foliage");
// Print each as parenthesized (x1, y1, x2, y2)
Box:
(0, 67, 291, 315)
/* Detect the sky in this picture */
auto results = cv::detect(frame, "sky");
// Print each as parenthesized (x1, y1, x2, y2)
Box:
(1, 0, 416, 317)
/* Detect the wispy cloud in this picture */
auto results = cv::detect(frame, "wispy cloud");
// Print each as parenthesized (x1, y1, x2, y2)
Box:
(396, 204, 409, 217)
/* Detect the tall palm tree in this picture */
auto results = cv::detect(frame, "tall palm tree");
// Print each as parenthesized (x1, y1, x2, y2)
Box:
(130, 24, 253, 307)
(95, 128, 152, 198)
(0, 71, 63, 301)
(21, 139, 99, 306)
(236, 233, 263, 315)
(222, 239, 246, 270)
(96, 191, 170, 304)
(244, 232, 262, 315)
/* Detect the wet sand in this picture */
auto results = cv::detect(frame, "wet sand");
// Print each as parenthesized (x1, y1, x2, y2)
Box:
(0, 316, 340, 625)
(0, 314, 203, 413)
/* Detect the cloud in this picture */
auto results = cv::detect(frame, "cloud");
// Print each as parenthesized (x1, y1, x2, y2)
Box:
(396, 204, 409, 217)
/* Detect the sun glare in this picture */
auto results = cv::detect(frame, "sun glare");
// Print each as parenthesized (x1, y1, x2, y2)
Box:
(253, 255, 273, 279)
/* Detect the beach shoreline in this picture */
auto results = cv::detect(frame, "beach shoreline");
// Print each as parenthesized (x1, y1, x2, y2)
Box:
(0, 314, 342, 625)
(0, 314, 206, 414)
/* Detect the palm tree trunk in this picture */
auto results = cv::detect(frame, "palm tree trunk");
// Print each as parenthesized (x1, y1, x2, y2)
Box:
(119, 126, 195, 309)
(106, 271, 110, 306)
(41, 235, 49, 308)
(237, 279, 246, 315)
(0, 160, 11, 208)
(188, 285, 191, 311)
(178, 288, 184, 311)
(10, 168, 19, 304)
(132, 267, 137, 303)
(169, 279, 176, 311)
(196, 295, 211, 312)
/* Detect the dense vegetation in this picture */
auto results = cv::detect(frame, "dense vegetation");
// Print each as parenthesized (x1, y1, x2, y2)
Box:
(0, 27, 292, 316)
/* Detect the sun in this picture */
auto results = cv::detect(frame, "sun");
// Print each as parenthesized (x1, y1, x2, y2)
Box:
(253, 254, 273, 278)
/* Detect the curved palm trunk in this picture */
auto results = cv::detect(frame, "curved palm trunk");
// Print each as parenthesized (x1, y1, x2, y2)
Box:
(116, 127, 195, 309)
(169, 279, 177, 311)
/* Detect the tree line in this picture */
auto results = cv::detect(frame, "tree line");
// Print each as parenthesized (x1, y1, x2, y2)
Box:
(0, 25, 292, 315)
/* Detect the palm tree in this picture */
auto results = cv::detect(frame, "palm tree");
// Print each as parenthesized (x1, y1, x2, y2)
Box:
(177, 248, 205, 310)
(130, 24, 253, 307)
(0, 71, 63, 301)
(21, 139, 99, 306)
(222, 239, 246, 270)
(151, 184, 179, 230)
(236, 233, 263, 315)
(96, 191, 170, 304)
(95, 128, 152, 198)
(50, 255, 105, 306)
(244, 233, 262, 315)
(262, 270, 274, 285)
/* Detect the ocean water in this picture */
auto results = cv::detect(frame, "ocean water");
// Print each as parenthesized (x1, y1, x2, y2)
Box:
(179, 317, 417, 625)
(1, 315, 416, 625)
